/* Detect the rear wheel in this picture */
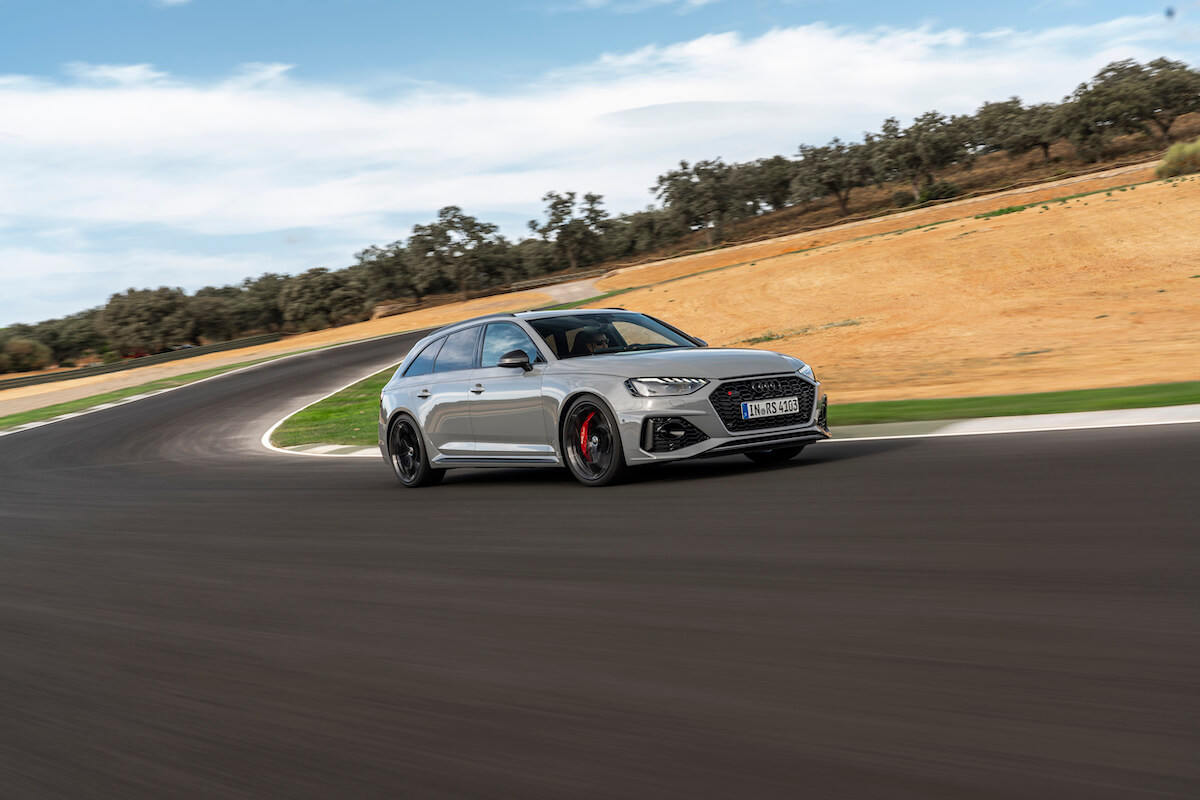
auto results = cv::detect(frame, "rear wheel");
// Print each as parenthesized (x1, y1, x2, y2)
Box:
(744, 445, 805, 465)
(562, 396, 628, 487)
(388, 415, 444, 488)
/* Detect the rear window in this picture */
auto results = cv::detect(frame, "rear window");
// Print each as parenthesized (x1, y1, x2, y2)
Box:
(403, 338, 444, 377)
(433, 327, 481, 373)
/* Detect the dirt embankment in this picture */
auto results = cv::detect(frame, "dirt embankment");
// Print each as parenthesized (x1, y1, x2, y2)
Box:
(605, 175, 1200, 403)
(597, 162, 1160, 292)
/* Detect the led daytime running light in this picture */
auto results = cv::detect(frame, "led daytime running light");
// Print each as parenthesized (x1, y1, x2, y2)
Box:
(625, 377, 710, 397)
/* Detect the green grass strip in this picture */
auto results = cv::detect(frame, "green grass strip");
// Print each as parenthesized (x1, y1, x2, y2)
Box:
(273, 371, 1200, 448)
(538, 287, 638, 310)
(829, 381, 1200, 426)
(270, 366, 396, 448)
(0, 356, 283, 431)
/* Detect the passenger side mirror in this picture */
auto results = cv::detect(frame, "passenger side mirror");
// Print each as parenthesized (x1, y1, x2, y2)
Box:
(497, 350, 533, 371)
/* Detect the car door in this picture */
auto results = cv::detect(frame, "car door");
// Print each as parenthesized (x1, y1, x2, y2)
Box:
(468, 322, 552, 458)
(412, 326, 479, 457)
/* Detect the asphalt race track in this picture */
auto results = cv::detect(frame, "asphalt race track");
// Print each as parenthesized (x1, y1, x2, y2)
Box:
(1, 332, 1196, 799)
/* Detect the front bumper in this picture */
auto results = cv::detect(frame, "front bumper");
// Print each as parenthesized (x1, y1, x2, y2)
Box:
(614, 375, 829, 465)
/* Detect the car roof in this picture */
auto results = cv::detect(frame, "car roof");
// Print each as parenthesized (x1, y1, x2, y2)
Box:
(426, 308, 634, 338)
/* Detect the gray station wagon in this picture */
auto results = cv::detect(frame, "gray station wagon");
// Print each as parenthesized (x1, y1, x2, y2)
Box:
(379, 309, 829, 486)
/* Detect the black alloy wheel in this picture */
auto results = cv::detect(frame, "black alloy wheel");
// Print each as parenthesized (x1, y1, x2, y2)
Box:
(562, 396, 628, 486)
(744, 445, 805, 465)
(389, 415, 444, 487)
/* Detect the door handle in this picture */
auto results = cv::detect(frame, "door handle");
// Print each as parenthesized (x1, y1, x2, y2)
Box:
(470, 384, 485, 394)
(416, 390, 432, 399)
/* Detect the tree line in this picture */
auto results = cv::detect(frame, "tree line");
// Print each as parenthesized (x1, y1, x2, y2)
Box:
(2, 57, 1197, 374)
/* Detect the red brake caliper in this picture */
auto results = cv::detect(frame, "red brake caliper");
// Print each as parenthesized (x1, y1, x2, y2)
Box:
(579, 411, 596, 463)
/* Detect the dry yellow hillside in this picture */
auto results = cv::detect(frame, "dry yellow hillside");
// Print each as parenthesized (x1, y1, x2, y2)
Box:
(603, 175, 1200, 403)
(597, 162, 1159, 292)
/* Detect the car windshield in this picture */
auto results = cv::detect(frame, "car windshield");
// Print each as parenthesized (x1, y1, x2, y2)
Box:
(528, 313, 698, 359)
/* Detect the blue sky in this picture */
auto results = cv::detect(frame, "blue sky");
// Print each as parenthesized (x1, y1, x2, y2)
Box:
(1, 0, 1196, 324)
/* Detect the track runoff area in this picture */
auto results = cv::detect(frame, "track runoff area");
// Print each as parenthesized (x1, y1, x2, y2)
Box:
(0, 331, 1196, 798)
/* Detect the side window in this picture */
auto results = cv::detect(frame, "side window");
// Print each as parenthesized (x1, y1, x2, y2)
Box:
(481, 323, 541, 367)
(402, 338, 444, 377)
(433, 326, 481, 373)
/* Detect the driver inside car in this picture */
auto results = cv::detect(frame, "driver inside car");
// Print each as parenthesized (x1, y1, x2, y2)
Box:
(572, 328, 611, 356)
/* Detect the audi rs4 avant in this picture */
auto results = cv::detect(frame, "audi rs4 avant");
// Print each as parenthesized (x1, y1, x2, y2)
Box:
(379, 310, 829, 487)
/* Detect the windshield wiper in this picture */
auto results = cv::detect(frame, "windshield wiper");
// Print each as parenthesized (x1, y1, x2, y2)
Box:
(616, 343, 686, 352)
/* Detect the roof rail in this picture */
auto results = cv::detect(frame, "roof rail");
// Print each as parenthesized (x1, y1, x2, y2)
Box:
(429, 312, 516, 335)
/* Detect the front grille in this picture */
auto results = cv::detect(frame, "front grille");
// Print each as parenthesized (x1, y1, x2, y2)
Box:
(642, 417, 709, 452)
(709, 376, 816, 432)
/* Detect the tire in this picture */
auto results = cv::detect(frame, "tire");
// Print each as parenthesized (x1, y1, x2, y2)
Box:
(388, 414, 445, 488)
(744, 445, 805, 465)
(561, 395, 629, 487)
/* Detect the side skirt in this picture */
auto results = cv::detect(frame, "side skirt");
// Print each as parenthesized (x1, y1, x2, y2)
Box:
(430, 454, 562, 469)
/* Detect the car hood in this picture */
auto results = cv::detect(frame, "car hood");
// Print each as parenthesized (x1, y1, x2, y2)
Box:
(551, 347, 802, 380)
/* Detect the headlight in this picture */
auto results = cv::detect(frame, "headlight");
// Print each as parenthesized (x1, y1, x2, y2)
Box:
(797, 363, 815, 380)
(625, 377, 709, 397)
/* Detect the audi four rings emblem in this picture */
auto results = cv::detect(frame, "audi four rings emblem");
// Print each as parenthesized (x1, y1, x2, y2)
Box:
(752, 380, 782, 394)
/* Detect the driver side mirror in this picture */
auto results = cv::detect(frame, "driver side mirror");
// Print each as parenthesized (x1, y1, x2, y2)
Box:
(497, 350, 533, 371)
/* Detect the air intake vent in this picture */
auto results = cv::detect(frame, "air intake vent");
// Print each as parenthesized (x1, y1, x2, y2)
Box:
(642, 417, 709, 452)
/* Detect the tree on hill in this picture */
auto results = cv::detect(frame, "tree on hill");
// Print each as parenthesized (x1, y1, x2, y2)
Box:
(279, 268, 366, 331)
(189, 288, 238, 343)
(871, 113, 974, 197)
(98, 287, 197, 355)
(655, 159, 737, 246)
(746, 156, 796, 212)
(976, 98, 1058, 161)
(529, 191, 609, 270)
(601, 207, 686, 261)
(1097, 57, 1200, 143)
(409, 206, 502, 301)
(356, 241, 426, 304)
(1055, 58, 1200, 159)
(507, 237, 557, 279)
(790, 139, 871, 216)
(22, 309, 106, 365)
(236, 273, 288, 332)
(1, 337, 53, 372)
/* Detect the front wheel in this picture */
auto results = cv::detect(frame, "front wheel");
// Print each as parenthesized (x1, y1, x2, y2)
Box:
(744, 445, 805, 465)
(562, 396, 628, 487)
(388, 415, 445, 488)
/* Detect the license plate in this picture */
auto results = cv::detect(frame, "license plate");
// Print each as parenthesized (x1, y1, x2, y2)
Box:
(741, 396, 800, 420)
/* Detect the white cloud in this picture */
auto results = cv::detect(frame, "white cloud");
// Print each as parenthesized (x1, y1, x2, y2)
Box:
(63, 62, 169, 85)
(0, 14, 1188, 322)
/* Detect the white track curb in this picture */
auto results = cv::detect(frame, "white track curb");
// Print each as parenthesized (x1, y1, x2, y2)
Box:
(261, 361, 404, 458)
